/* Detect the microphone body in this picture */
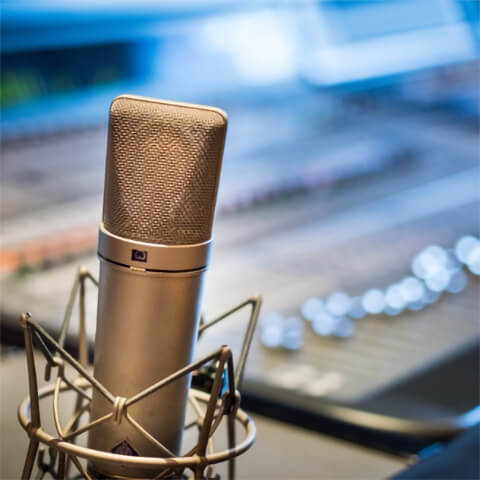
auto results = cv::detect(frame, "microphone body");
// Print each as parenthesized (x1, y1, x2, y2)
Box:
(88, 95, 227, 478)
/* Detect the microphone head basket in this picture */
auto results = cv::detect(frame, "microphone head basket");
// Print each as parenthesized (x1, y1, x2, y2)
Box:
(17, 266, 261, 480)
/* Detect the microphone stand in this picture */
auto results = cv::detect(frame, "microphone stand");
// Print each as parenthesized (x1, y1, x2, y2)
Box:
(18, 266, 261, 480)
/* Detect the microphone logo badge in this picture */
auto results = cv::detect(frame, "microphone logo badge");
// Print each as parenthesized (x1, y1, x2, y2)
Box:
(111, 440, 139, 457)
(131, 249, 148, 262)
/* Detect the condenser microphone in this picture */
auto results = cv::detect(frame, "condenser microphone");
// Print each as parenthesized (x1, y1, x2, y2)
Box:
(88, 95, 228, 478)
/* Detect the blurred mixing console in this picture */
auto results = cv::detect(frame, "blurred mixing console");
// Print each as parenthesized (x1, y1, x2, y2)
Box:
(1, 1, 479, 454)
(2, 79, 479, 401)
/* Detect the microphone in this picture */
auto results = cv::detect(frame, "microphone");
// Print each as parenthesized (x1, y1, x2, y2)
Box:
(87, 95, 228, 478)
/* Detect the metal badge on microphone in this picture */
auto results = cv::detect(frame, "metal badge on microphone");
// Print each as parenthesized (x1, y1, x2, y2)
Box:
(131, 249, 148, 262)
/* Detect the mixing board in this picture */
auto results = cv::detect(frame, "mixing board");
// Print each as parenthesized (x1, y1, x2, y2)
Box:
(1, 89, 479, 443)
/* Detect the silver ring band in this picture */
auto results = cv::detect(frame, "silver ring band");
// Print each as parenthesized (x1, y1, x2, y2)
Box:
(98, 223, 212, 272)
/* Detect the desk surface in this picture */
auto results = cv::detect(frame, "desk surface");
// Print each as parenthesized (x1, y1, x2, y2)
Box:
(1, 349, 405, 480)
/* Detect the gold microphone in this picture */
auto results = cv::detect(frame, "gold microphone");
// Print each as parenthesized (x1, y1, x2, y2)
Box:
(88, 95, 227, 478)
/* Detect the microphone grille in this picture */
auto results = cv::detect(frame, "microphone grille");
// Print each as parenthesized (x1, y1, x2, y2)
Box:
(103, 96, 227, 245)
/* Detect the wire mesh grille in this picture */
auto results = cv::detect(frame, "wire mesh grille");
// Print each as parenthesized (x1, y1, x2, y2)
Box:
(103, 96, 227, 245)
